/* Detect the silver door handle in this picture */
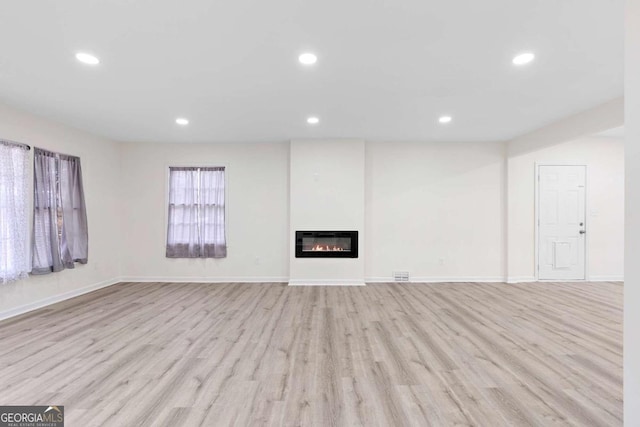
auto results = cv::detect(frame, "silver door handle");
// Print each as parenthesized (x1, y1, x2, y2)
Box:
(579, 230, 586, 234)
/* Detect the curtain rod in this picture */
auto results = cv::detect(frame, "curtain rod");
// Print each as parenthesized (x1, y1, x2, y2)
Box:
(0, 139, 31, 151)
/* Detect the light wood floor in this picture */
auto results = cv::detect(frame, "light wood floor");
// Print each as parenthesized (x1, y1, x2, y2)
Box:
(0, 281, 622, 426)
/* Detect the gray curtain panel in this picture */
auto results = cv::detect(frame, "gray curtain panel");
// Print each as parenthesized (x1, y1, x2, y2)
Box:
(166, 166, 226, 258)
(32, 148, 88, 274)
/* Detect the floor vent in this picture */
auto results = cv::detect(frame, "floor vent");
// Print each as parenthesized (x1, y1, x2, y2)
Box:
(393, 271, 410, 282)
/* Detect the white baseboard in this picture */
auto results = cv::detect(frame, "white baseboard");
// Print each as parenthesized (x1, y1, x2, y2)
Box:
(0, 277, 122, 322)
(507, 276, 537, 284)
(366, 276, 507, 284)
(288, 279, 366, 286)
(119, 276, 289, 283)
(588, 275, 624, 282)
(509, 276, 624, 283)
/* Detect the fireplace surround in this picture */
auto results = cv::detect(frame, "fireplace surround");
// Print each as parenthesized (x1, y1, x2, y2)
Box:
(295, 231, 358, 258)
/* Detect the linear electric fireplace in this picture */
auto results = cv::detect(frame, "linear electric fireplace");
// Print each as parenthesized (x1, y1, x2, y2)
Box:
(295, 231, 358, 258)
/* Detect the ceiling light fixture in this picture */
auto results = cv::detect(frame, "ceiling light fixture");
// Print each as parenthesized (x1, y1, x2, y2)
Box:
(175, 118, 189, 125)
(298, 53, 318, 65)
(75, 52, 100, 65)
(438, 116, 452, 124)
(512, 52, 535, 66)
(307, 116, 320, 125)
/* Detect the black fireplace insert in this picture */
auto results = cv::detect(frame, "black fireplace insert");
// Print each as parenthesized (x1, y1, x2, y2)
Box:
(295, 231, 358, 258)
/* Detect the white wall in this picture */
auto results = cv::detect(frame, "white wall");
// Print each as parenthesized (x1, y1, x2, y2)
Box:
(121, 139, 508, 285)
(365, 141, 506, 282)
(289, 140, 365, 284)
(507, 136, 625, 282)
(0, 103, 122, 318)
(625, 0, 640, 422)
(117, 136, 623, 285)
(119, 141, 290, 282)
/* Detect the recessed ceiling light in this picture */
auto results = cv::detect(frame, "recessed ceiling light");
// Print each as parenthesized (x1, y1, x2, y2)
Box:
(75, 52, 100, 65)
(307, 116, 320, 124)
(438, 116, 452, 124)
(298, 53, 318, 65)
(175, 118, 189, 126)
(512, 52, 535, 66)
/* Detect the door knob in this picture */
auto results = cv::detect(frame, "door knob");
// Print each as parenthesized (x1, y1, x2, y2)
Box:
(579, 230, 586, 234)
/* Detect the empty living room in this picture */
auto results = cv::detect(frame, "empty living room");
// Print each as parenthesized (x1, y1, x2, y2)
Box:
(1, 1, 638, 426)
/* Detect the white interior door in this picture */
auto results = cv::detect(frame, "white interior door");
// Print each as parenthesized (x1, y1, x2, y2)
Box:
(538, 165, 586, 280)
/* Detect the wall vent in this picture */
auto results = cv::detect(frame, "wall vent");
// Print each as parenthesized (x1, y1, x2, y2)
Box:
(392, 271, 410, 282)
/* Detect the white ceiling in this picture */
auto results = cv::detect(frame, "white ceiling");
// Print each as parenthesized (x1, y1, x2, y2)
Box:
(0, 0, 624, 143)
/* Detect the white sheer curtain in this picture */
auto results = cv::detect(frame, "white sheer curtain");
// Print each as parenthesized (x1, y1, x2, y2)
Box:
(0, 140, 30, 284)
(166, 167, 226, 258)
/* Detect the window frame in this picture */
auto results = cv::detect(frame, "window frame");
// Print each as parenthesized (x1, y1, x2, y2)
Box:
(165, 163, 229, 253)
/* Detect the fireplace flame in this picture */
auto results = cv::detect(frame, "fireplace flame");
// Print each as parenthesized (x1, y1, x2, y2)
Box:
(310, 244, 345, 252)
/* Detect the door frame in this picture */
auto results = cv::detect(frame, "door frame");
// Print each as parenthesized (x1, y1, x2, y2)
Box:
(534, 163, 589, 282)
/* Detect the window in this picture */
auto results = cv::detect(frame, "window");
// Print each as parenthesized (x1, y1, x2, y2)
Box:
(0, 140, 30, 283)
(166, 167, 227, 258)
(32, 148, 88, 274)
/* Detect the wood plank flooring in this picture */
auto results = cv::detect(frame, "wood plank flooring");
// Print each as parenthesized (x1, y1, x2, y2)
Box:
(0, 281, 622, 426)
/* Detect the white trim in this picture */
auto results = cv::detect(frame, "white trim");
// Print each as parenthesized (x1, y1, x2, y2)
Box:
(538, 279, 597, 283)
(120, 276, 288, 283)
(0, 277, 121, 322)
(288, 279, 366, 286)
(535, 164, 540, 280)
(507, 276, 537, 284)
(535, 163, 588, 281)
(366, 276, 506, 283)
(582, 275, 624, 282)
